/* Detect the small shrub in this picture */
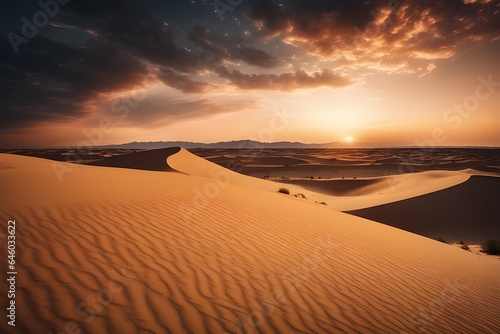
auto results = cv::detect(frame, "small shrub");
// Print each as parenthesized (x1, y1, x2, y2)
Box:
(297, 193, 307, 199)
(436, 237, 447, 243)
(461, 244, 470, 251)
(458, 240, 465, 245)
(278, 187, 290, 195)
(481, 238, 500, 255)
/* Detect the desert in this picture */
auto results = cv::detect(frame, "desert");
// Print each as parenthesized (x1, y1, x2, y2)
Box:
(1, 147, 499, 333)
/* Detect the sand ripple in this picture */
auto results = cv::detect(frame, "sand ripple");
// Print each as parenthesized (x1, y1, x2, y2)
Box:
(1, 194, 499, 333)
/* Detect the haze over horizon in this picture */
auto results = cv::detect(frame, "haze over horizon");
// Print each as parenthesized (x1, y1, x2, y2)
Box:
(1, 0, 500, 148)
(5, 138, 500, 150)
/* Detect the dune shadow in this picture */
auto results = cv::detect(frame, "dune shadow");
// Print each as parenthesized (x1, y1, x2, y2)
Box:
(88, 147, 181, 172)
(346, 175, 500, 243)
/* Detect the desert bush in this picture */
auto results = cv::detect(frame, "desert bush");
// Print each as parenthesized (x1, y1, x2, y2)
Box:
(461, 244, 470, 251)
(481, 238, 500, 255)
(278, 187, 290, 195)
(436, 237, 447, 243)
(458, 240, 465, 245)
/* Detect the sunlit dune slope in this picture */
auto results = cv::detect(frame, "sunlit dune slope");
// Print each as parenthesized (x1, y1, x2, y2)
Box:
(0, 151, 499, 334)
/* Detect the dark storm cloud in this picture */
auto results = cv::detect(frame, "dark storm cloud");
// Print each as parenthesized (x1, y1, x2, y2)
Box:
(0, 32, 149, 128)
(0, 0, 280, 128)
(0, 1, 183, 128)
(187, 25, 281, 68)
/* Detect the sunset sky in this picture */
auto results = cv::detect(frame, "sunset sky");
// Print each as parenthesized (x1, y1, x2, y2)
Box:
(1, 0, 499, 148)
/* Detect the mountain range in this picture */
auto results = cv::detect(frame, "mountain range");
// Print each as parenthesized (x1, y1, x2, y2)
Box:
(96, 140, 340, 149)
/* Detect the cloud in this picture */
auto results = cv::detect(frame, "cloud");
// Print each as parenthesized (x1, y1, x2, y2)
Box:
(246, 0, 500, 72)
(419, 63, 437, 77)
(187, 25, 281, 69)
(217, 67, 352, 91)
(0, 33, 150, 128)
(107, 95, 257, 128)
(247, 0, 380, 38)
(157, 68, 209, 94)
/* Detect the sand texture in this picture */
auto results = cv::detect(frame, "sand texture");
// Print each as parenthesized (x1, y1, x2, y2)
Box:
(0, 149, 499, 333)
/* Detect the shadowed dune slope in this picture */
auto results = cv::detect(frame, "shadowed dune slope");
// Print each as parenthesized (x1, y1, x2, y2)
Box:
(346, 175, 500, 243)
(89, 147, 181, 171)
(1, 153, 499, 333)
(276, 178, 384, 196)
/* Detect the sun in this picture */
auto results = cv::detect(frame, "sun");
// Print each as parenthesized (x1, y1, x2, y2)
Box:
(344, 136, 354, 142)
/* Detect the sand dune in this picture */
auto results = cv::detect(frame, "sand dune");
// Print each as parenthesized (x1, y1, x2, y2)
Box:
(1, 150, 499, 333)
(346, 175, 500, 243)
(167, 148, 474, 212)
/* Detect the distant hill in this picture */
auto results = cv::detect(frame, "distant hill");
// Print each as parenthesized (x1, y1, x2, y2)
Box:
(96, 140, 340, 149)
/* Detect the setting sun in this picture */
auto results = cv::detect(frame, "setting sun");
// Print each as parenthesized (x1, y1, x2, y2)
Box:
(344, 136, 354, 142)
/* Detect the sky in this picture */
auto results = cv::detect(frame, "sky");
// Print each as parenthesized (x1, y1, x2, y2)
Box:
(1, 0, 499, 148)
